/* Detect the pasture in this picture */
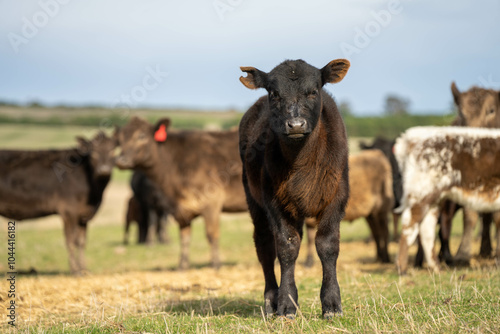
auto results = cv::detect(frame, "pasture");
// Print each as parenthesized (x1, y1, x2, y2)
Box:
(0, 123, 499, 333)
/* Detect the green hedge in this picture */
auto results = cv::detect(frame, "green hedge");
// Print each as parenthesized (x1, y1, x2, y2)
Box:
(0, 109, 455, 137)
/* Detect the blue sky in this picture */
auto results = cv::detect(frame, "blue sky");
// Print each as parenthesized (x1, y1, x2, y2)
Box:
(1, 0, 499, 115)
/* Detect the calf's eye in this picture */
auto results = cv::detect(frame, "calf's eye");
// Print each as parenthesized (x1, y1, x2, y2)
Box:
(308, 90, 319, 98)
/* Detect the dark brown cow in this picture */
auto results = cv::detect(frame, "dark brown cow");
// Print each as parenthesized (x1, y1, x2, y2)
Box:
(0, 132, 116, 274)
(124, 171, 170, 245)
(305, 149, 394, 265)
(239, 59, 350, 318)
(115, 117, 247, 269)
(395, 126, 500, 275)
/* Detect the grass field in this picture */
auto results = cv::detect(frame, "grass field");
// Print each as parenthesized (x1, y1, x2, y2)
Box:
(0, 123, 499, 333)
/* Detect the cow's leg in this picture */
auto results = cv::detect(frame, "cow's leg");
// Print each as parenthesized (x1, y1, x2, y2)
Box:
(145, 209, 157, 245)
(366, 214, 383, 262)
(62, 213, 81, 275)
(178, 218, 192, 270)
(248, 196, 278, 316)
(493, 212, 500, 259)
(75, 219, 88, 274)
(137, 201, 150, 244)
(316, 203, 344, 318)
(274, 216, 302, 319)
(479, 213, 493, 258)
(202, 204, 223, 270)
(438, 201, 456, 265)
(124, 215, 131, 246)
(157, 212, 169, 244)
(375, 211, 390, 263)
(415, 237, 424, 267)
(419, 207, 439, 273)
(455, 209, 479, 265)
(367, 212, 391, 263)
(398, 207, 422, 275)
(304, 218, 316, 267)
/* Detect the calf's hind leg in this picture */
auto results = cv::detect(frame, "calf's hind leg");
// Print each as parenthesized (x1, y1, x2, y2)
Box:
(304, 219, 316, 267)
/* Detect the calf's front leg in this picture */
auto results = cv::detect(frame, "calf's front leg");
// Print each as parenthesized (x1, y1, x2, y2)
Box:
(315, 203, 344, 318)
(274, 218, 303, 318)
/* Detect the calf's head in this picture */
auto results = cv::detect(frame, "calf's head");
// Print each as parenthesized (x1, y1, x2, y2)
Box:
(240, 59, 350, 139)
(115, 116, 171, 170)
(77, 131, 117, 177)
(451, 82, 500, 128)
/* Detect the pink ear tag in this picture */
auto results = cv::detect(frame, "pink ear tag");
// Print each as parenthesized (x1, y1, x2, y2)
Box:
(154, 124, 167, 142)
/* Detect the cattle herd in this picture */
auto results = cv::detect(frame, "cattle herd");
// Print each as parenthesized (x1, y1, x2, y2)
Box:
(1, 59, 499, 318)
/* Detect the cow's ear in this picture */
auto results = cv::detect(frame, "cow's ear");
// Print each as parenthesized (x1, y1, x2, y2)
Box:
(451, 82, 461, 106)
(359, 141, 370, 150)
(152, 118, 171, 142)
(93, 131, 107, 143)
(240, 67, 268, 90)
(321, 59, 350, 85)
(76, 136, 91, 153)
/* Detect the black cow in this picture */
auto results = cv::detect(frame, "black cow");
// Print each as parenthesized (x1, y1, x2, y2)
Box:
(239, 59, 350, 318)
(124, 171, 170, 245)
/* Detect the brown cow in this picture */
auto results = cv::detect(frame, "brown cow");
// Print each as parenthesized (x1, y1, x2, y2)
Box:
(239, 59, 350, 318)
(434, 83, 500, 265)
(395, 126, 500, 275)
(115, 117, 247, 269)
(0, 132, 116, 274)
(305, 149, 394, 266)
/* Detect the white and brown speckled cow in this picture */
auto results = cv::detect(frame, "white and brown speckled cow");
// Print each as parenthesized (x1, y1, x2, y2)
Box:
(394, 126, 500, 274)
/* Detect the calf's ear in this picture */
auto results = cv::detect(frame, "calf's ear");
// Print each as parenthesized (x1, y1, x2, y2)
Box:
(321, 59, 350, 85)
(240, 67, 268, 89)
(451, 82, 461, 106)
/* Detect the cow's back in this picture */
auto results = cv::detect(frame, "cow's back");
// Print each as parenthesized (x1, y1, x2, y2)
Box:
(0, 149, 91, 220)
(345, 150, 393, 221)
(159, 129, 246, 213)
(396, 126, 500, 208)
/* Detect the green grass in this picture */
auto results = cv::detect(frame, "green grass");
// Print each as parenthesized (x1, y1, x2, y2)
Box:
(2, 211, 499, 333)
